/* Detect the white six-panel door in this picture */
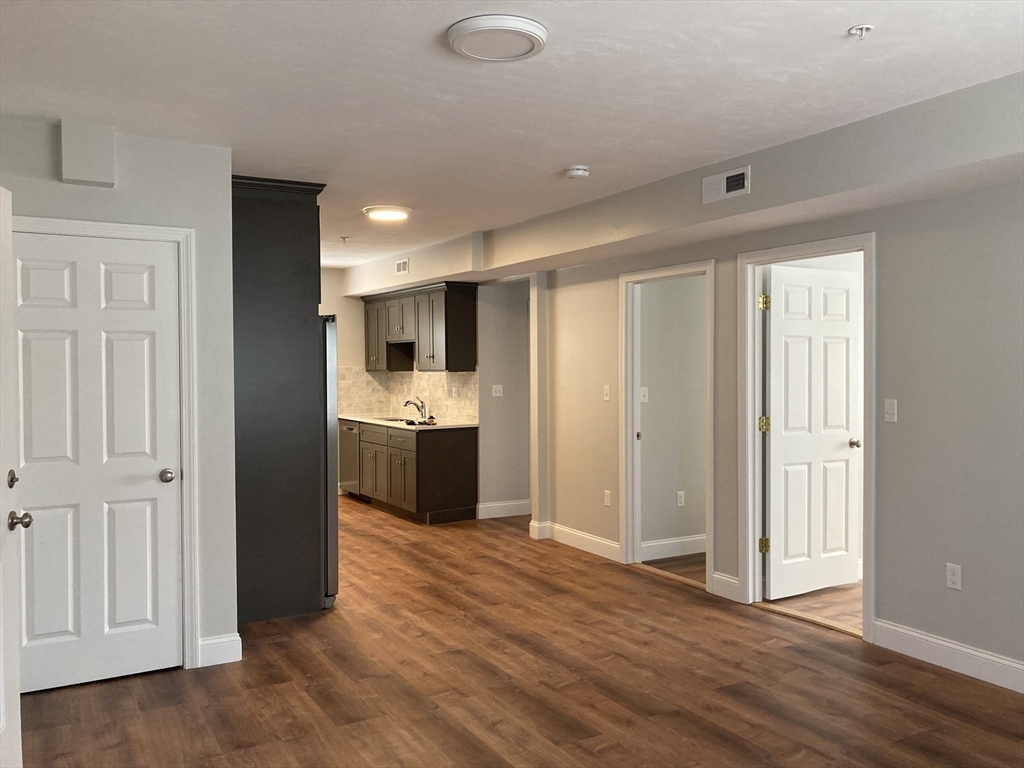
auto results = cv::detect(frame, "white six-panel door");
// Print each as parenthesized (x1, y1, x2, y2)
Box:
(9, 228, 182, 692)
(766, 264, 863, 600)
(0, 188, 24, 767)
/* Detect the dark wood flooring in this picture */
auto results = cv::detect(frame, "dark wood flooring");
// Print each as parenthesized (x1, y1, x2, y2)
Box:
(645, 552, 707, 584)
(22, 496, 1024, 767)
(767, 581, 863, 634)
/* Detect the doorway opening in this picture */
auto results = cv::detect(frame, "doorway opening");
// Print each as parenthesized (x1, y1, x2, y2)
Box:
(620, 261, 715, 587)
(738, 235, 875, 640)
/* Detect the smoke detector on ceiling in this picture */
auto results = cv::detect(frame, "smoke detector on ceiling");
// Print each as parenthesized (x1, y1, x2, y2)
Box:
(848, 24, 874, 40)
(447, 15, 548, 61)
(565, 165, 590, 179)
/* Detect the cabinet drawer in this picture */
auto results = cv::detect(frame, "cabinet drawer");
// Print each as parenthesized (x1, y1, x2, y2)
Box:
(387, 429, 417, 452)
(359, 423, 388, 446)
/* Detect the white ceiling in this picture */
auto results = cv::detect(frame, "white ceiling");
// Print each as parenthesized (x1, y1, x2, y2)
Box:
(1, 1, 1021, 268)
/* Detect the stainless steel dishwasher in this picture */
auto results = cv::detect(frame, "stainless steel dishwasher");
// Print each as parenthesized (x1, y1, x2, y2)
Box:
(339, 420, 360, 495)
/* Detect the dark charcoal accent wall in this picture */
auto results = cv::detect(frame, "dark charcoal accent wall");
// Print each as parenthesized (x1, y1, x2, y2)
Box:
(233, 176, 326, 623)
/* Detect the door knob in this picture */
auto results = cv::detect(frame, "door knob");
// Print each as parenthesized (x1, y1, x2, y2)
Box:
(849, 438, 862, 448)
(8, 511, 32, 530)
(159, 468, 176, 483)
(6, 469, 18, 488)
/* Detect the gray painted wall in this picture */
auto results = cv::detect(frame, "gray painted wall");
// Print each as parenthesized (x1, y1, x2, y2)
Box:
(549, 180, 1024, 660)
(639, 275, 708, 544)
(0, 116, 238, 641)
(478, 281, 530, 506)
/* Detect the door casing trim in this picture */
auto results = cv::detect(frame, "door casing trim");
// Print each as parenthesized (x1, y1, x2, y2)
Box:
(736, 233, 876, 643)
(618, 260, 716, 581)
(10, 216, 201, 668)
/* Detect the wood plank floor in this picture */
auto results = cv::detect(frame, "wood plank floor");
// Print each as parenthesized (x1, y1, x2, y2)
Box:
(645, 552, 707, 584)
(767, 582, 863, 633)
(22, 496, 1024, 767)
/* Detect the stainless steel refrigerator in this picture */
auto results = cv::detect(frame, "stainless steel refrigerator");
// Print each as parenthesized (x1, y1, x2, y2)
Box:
(321, 315, 338, 608)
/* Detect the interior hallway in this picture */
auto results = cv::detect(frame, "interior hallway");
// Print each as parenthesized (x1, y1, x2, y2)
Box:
(21, 497, 1023, 767)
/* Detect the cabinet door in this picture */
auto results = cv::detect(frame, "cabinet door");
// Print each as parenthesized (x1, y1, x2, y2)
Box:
(387, 447, 404, 507)
(398, 296, 416, 341)
(429, 291, 446, 371)
(401, 450, 417, 512)
(359, 443, 376, 496)
(373, 444, 388, 501)
(374, 303, 388, 370)
(415, 293, 432, 370)
(365, 304, 378, 369)
(385, 300, 403, 342)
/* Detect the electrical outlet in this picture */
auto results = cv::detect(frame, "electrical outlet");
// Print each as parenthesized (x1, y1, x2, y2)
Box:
(884, 399, 897, 423)
(492, 384, 503, 397)
(677, 491, 685, 507)
(603, 490, 611, 507)
(946, 563, 961, 591)
(452, 386, 459, 398)
(640, 387, 649, 403)
(603, 385, 610, 402)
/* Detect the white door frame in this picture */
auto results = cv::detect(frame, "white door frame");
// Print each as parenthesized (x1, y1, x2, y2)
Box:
(8, 216, 202, 668)
(619, 260, 715, 579)
(736, 233, 876, 641)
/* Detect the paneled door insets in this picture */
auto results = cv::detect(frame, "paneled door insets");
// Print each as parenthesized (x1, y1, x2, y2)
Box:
(766, 264, 863, 600)
(10, 231, 182, 692)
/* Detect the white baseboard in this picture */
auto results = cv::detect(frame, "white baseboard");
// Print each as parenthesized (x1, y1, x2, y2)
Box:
(709, 571, 742, 602)
(529, 520, 622, 562)
(477, 499, 531, 519)
(873, 619, 1023, 693)
(640, 534, 706, 561)
(198, 633, 242, 668)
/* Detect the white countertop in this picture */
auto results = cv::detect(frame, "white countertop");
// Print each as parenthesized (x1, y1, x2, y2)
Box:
(339, 414, 478, 432)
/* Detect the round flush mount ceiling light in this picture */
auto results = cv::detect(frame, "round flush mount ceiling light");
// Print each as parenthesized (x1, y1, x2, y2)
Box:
(447, 15, 548, 62)
(363, 205, 411, 222)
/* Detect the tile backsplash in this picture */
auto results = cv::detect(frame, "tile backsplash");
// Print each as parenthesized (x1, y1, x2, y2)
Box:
(337, 366, 479, 424)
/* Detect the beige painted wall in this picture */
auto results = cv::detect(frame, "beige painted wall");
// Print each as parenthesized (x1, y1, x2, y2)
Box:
(0, 116, 238, 641)
(548, 180, 1024, 660)
(320, 267, 365, 368)
(478, 281, 530, 505)
(639, 275, 708, 544)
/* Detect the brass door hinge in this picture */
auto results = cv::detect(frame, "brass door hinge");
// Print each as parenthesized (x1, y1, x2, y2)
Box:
(758, 294, 771, 310)
(758, 537, 770, 554)
(758, 416, 770, 432)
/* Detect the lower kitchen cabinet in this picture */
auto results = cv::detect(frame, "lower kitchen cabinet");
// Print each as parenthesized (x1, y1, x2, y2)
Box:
(354, 425, 477, 524)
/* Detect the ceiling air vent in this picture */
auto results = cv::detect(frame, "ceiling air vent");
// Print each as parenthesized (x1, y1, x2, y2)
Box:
(702, 165, 751, 204)
(395, 258, 410, 275)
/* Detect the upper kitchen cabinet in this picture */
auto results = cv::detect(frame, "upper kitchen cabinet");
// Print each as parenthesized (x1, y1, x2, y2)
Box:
(363, 282, 477, 372)
(385, 296, 416, 342)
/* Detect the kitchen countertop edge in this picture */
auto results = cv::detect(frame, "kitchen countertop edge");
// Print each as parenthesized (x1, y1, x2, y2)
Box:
(339, 414, 478, 432)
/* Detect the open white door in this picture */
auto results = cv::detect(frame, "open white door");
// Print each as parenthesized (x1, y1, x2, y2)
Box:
(766, 263, 863, 600)
(0, 187, 24, 767)
(9, 221, 183, 692)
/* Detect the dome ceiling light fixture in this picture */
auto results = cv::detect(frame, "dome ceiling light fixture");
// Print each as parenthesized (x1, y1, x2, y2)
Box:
(447, 15, 548, 62)
(363, 205, 411, 222)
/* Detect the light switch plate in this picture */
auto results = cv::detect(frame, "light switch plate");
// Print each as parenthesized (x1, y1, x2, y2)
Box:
(492, 384, 503, 397)
(603, 385, 610, 402)
(603, 490, 612, 507)
(640, 387, 649, 403)
(884, 399, 897, 423)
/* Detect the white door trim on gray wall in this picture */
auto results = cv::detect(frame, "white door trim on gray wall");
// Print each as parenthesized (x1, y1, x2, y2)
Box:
(736, 233, 876, 642)
(9, 216, 203, 669)
(619, 260, 715, 580)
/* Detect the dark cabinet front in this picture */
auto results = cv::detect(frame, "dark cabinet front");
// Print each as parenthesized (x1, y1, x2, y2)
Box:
(387, 448, 417, 512)
(365, 302, 387, 370)
(386, 297, 416, 342)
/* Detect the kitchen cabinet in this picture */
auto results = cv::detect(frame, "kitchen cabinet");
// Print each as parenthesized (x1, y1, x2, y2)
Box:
(364, 301, 387, 371)
(352, 423, 478, 524)
(362, 282, 477, 373)
(386, 296, 416, 342)
(387, 448, 417, 512)
(359, 442, 388, 501)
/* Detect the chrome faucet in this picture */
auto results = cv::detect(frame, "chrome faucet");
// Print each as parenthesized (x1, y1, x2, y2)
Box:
(403, 397, 427, 420)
